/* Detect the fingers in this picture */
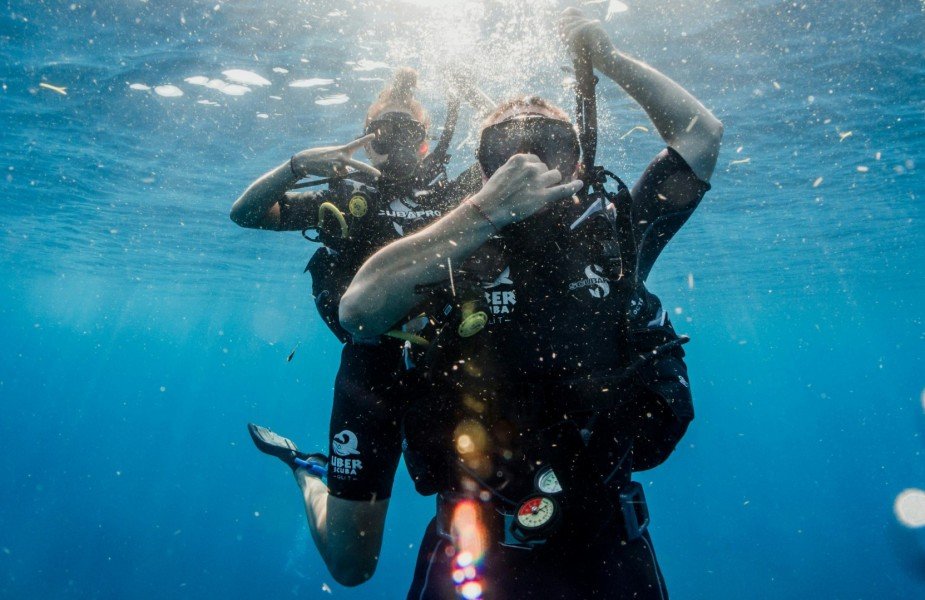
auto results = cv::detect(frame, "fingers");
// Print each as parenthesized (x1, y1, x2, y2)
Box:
(343, 133, 376, 153)
(537, 168, 563, 188)
(541, 179, 584, 202)
(341, 157, 382, 178)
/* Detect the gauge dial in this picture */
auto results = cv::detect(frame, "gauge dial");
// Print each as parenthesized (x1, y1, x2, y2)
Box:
(535, 467, 562, 494)
(516, 496, 557, 530)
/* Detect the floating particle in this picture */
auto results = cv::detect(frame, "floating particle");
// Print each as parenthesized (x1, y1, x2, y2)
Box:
(219, 84, 251, 96)
(894, 488, 925, 528)
(812, 177, 823, 188)
(160, 386, 166, 392)
(272, 67, 289, 74)
(730, 157, 751, 165)
(736, 146, 744, 153)
(321, 583, 332, 594)
(2, 548, 10, 555)
(687, 273, 695, 290)
(316, 93, 349, 106)
(838, 131, 852, 142)
(619, 125, 649, 139)
(254, 511, 260, 517)
(197, 99, 219, 106)
(269, 95, 282, 100)
(684, 115, 699, 132)
(289, 78, 334, 88)
(39, 82, 67, 95)
(154, 85, 184, 97)
(129, 83, 150, 91)
(674, 307, 683, 315)
(856, 165, 869, 173)
(184, 76, 209, 86)
(875, 151, 881, 160)
(256, 113, 268, 119)
(606, 0, 629, 19)
(772, 81, 781, 90)
(223, 69, 270, 86)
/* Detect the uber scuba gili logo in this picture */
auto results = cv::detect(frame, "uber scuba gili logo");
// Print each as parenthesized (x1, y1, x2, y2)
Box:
(482, 266, 516, 319)
(330, 429, 363, 478)
(569, 264, 611, 298)
(380, 193, 441, 236)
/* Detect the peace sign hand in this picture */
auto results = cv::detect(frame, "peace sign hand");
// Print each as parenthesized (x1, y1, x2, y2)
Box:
(290, 133, 382, 179)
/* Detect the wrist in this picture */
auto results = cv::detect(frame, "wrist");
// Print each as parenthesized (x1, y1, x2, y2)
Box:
(465, 196, 501, 234)
(289, 154, 304, 179)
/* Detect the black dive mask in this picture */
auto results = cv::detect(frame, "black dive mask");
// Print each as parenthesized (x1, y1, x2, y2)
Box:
(365, 112, 427, 180)
(477, 114, 581, 179)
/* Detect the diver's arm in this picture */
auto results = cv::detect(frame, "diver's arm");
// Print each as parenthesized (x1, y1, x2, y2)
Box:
(297, 472, 389, 586)
(229, 160, 300, 230)
(230, 135, 380, 230)
(340, 155, 583, 338)
(559, 8, 723, 181)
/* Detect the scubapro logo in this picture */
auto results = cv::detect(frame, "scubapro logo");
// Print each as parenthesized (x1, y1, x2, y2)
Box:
(332, 430, 360, 456)
(569, 265, 610, 298)
(380, 197, 441, 236)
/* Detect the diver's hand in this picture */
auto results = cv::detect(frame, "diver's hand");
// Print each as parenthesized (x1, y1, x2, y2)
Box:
(558, 7, 615, 65)
(474, 154, 583, 228)
(290, 134, 382, 179)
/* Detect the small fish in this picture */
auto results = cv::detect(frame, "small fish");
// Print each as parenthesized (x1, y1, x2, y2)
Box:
(287, 343, 300, 362)
(39, 82, 67, 95)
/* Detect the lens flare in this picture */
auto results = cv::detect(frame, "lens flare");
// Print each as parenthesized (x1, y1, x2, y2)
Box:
(450, 500, 487, 599)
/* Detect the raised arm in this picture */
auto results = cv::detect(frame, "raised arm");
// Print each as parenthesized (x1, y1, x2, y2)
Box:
(339, 155, 583, 338)
(229, 135, 380, 230)
(559, 8, 723, 181)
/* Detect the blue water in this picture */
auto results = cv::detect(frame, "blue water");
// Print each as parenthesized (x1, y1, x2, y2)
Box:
(1, 0, 923, 598)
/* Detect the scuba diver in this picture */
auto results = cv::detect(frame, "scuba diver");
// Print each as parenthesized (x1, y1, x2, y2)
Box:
(339, 8, 723, 599)
(230, 67, 487, 586)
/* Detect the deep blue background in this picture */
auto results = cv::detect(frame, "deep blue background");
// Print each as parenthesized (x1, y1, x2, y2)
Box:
(1, 0, 923, 598)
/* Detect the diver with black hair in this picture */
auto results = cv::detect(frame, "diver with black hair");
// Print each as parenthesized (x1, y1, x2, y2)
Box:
(231, 67, 488, 586)
(340, 8, 723, 598)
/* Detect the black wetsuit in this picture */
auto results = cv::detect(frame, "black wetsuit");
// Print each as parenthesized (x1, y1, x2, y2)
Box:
(404, 148, 710, 600)
(282, 175, 461, 501)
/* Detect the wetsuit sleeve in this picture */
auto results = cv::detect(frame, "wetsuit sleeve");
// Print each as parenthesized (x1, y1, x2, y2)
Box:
(326, 344, 408, 501)
(631, 147, 712, 281)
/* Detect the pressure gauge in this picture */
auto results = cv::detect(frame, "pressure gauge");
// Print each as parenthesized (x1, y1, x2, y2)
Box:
(516, 496, 559, 531)
(534, 466, 563, 494)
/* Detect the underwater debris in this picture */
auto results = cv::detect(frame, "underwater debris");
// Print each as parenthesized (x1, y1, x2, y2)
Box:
(39, 82, 67, 95)
(619, 125, 649, 140)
